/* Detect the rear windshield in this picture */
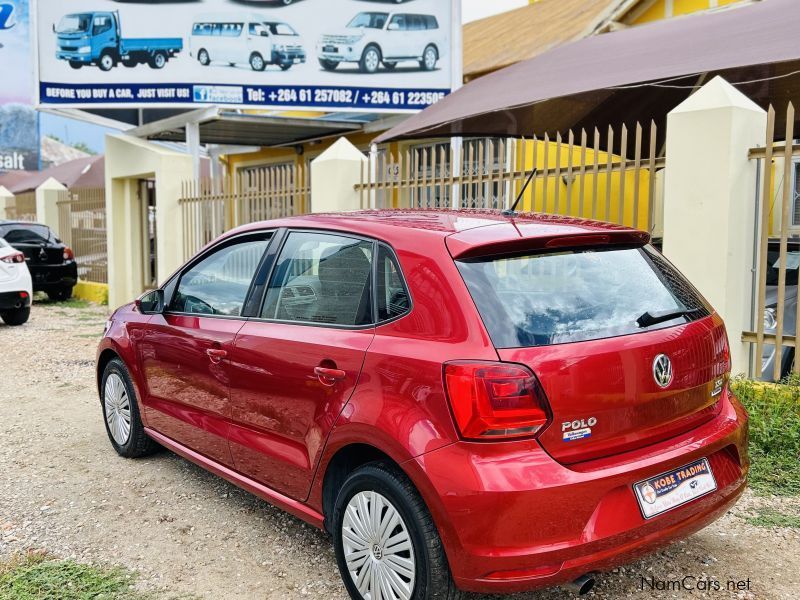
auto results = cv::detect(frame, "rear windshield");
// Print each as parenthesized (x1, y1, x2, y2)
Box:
(457, 245, 711, 348)
(0, 224, 55, 244)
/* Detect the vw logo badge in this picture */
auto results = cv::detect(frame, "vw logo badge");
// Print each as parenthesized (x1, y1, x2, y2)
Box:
(653, 354, 673, 388)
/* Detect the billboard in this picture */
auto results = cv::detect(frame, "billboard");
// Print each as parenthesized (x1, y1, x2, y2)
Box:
(35, 0, 456, 113)
(0, 0, 40, 171)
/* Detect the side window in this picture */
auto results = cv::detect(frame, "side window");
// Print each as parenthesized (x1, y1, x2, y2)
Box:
(389, 15, 406, 31)
(376, 246, 410, 322)
(171, 237, 270, 317)
(93, 16, 112, 35)
(262, 232, 373, 327)
(425, 16, 439, 30)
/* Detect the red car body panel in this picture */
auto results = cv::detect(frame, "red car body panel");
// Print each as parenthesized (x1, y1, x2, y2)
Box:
(96, 210, 749, 594)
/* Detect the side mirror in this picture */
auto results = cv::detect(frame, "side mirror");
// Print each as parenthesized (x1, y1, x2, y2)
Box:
(52, 23, 56, 33)
(261, 31, 269, 37)
(387, 23, 400, 31)
(135, 289, 165, 315)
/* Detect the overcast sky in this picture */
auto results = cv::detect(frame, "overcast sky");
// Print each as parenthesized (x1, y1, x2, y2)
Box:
(462, 0, 528, 23)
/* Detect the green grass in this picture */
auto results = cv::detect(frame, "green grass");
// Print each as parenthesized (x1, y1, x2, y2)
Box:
(744, 507, 800, 528)
(731, 376, 800, 496)
(0, 554, 145, 600)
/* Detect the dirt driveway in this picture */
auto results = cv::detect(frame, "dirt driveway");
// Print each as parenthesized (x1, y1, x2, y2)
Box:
(0, 302, 797, 599)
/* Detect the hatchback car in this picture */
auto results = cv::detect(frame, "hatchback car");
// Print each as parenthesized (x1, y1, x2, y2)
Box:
(96, 211, 748, 598)
(0, 221, 78, 300)
(0, 237, 32, 325)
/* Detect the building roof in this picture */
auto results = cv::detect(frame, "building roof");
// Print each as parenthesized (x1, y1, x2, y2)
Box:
(7, 155, 104, 194)
(463, 0, 622, 80)
(378, 0, 797, 142)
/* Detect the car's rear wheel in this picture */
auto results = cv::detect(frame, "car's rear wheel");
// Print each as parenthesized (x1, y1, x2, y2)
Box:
(149, 52, 167, 69)
(1, 307, 30, 326)
(101, 359, 159, 458)
(46, 287, 73, 302)
(319, 58, 339, 71)
(420, 45, 438, 71)
(333, 462, 462, 600)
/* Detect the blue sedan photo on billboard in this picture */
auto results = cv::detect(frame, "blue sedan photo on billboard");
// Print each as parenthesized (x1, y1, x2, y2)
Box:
(36, 0, 455, 112)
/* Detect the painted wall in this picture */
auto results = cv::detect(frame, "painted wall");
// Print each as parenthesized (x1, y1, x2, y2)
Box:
(631, 0, 744, 24)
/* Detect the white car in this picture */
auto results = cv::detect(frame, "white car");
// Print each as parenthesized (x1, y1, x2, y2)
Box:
(0, 237, 32, 326)
(190, 15, 306, 72)
(318, 11, 444, 73)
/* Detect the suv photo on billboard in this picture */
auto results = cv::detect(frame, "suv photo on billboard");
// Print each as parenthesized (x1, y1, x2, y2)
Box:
(317, 11, 444, 74)
(54, 11, 183, 71)
(190, 15, 306, 72)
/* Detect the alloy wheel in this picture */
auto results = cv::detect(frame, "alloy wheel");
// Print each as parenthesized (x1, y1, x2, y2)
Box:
(365, 49, 380, 73)
(424, 48, 437, 70)
(104, 373, 131, 446)
(342, 491, 416, 600)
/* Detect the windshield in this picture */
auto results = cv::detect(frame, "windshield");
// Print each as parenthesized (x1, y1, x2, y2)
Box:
(0, 224, 55, 245)
(56, 14, 92, 34)
(457, 245, 711, 348)
(266, 22, 298, 36)
(347, 12, 389, 29)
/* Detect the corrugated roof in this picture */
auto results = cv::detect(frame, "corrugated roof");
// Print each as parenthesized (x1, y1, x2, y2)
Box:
(463, 0, 622, 80)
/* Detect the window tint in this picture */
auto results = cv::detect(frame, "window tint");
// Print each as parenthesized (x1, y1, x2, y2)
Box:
(171, 238, 270, 316)
(377, 246, 410, 322)
(262, 232, 373, 326)
(457, 245, 711, 348)
(0, 224, 54, 244)
(425, 15, 439, 29)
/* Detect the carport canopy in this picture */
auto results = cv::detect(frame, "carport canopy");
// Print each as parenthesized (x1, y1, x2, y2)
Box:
(376, 0, 800, 142)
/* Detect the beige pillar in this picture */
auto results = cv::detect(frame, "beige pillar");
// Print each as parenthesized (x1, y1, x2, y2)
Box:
(663, 76, 766, 375)
(310, 137, 368, 213)
(0, 186, 14, 220)
(35, 178, 66, 233)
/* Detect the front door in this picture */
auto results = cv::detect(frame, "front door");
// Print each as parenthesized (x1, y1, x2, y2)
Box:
(228, 231, 376, 500)
(140, 233, 272, 466)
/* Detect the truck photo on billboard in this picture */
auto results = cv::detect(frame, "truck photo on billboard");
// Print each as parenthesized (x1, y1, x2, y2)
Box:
(35, 0, 456, 112)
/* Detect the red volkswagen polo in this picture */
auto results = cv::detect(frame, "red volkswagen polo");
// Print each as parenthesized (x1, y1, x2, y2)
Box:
(96, 210, 748, 599)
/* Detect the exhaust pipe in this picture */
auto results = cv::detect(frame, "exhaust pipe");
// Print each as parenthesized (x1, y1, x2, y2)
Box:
(564, 574, 595, 596)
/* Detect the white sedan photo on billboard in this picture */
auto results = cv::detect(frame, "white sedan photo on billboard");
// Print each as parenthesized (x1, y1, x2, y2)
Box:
(189, 15, 306, 72)
(318, 11, 445, 74)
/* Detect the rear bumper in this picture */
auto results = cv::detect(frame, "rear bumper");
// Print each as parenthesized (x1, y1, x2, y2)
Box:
(410, 391, 749, 594)
(29, 262, 78, 292)
(0, 291, 31, 311)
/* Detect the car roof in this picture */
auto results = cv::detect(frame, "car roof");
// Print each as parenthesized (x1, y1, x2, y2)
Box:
(227, 209, 649, 256)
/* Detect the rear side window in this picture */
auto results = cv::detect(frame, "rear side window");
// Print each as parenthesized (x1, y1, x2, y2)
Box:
(376, 245, 410, 322)
(262, 232, 374, 327)
(171, 238, 270, 316)
(457, 245, 711, 348)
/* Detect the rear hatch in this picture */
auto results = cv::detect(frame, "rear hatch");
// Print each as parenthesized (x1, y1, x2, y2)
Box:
(450, 224, 729, 465)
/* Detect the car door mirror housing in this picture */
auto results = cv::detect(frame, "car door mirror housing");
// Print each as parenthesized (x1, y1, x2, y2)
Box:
(387, 22, 400, 31)
(136, 289, 165, 314)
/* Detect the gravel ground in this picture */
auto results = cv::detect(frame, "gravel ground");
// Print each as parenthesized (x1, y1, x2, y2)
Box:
(0, 301, 798, 599)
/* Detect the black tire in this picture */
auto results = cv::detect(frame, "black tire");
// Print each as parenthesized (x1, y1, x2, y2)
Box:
(121, 59, 137, 68)
(279, 62, 292, 71)
(332, 462, 462, 600)
(250, 52, 266, 72)
(420, 45, 438, 72)
(149, 52, 167, 69)
(382, 61, 397, 71)
(98, 51, 115, 72)
(198, 49, 210, 66)
(47, 287, 73, 302)
(68, 60, 83, 69)
(319, 58, 338, 71)
(359, 45, 381, 74)
(100, 358, 160, 458)
(1, 307, 30, 326)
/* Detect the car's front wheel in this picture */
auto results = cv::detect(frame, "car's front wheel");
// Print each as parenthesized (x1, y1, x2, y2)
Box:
(359, 45, 381, 74)
(250, 52, 266, 71)
(101, 359, 159, 458)
(1, 307, 30, 326)
(333, 462, 462, 600)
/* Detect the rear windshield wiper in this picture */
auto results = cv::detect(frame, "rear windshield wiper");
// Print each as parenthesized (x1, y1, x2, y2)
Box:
(636, 307, 702, 328)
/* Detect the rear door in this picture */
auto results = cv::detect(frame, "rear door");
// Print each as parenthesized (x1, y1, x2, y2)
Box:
(228, 230, 375, 501)
(455, 239, 729, 465)
(140, 233, 272, 466)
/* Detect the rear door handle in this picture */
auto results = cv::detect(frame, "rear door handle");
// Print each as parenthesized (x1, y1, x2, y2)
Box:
(315, 366, 346, 385)
(206, 348, 227, 364)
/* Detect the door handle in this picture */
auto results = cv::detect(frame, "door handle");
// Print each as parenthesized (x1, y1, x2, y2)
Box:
(315, 366, 346, 385)
(206, 348, 227, 364)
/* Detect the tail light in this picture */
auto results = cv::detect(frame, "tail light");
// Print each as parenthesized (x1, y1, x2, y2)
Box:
(1, 252, 25, 264)
(63, 247, 75, 261)
(443, 361, 551, 440)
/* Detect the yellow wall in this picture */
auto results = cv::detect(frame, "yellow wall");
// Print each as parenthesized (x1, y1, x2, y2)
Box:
(629, 0, 745, 24)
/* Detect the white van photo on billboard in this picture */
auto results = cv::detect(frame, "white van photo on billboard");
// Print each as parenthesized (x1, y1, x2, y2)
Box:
(189, 14, 306, 72)
(317, 11, 445, 74)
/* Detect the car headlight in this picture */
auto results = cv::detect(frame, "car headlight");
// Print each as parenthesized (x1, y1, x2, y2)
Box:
(78, 46, 91, 54)
(345, 34, 364, 44)
(764, 306, 778, 331)
(274, 44, 286, 52)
